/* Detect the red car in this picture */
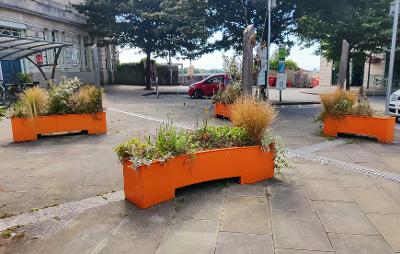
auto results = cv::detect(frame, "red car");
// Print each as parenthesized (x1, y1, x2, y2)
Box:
(188, 74, 229, 99)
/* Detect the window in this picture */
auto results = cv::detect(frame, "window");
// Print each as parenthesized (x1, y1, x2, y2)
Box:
(0, 26, 22, 37)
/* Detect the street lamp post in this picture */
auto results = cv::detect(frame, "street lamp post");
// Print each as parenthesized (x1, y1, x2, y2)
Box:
(386, 0, 400, 114)
(265, 0, 276, 101)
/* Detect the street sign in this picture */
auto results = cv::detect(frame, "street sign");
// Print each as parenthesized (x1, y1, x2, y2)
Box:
(257, 47, 267, 86)
(276, 73, 287, 90)
(278, 61, 285, 73)
(278, 45, 286, 61)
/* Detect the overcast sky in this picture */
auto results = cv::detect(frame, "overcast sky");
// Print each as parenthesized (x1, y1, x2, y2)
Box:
(119, 42, 321, 71)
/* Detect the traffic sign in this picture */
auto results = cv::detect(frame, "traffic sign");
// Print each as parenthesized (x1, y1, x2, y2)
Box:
(276, 73, 287, 90)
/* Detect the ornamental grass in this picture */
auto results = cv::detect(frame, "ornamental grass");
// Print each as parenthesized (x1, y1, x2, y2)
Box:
(230, 96, 277, 143)
(319, 89, 373, 120)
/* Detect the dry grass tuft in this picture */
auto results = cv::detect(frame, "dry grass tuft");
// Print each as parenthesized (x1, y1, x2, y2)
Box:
(320, 89, 357, 119)
(319, 89, 375, 120)
(16, 87, 49, 118)
(231, 96, 276, 143)
(69, 85, 103, 114)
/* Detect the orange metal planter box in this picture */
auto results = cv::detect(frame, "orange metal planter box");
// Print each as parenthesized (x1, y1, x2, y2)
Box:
(11, 112, 107, 142)
(123, 146, 275, 209)
(214, 103, 231, 119)
(323, 115, 396, 143)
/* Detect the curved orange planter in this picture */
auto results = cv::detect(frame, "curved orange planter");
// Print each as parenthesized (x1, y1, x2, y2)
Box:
(323, 115, 396, 143)
(214, 103, 231, 119)
(123, 146, 275, 209)
(11, 112, 107, 142)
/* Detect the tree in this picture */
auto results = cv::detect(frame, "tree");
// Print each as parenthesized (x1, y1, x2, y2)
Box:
(207, 0, 297, 52)
(74, 0, 209, 89)
(295, 0, 392, 89)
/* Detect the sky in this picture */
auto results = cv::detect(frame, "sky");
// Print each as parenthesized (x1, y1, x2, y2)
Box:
(118, 42, 321, 71)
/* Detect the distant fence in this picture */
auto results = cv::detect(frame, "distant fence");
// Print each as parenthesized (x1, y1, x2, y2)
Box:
(115, 63, 180, 86)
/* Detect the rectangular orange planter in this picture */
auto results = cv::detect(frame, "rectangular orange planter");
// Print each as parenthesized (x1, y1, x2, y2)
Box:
(123, 146, 275, 209)
(214, 103, 231, 119)
(11, 112, 107, 142)
(323, 115, 396, 143)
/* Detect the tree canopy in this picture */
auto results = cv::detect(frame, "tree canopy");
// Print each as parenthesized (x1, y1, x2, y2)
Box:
(207, 0, 297, 51)
(74, 0, 210, 88)
(295, 0, 392, 63)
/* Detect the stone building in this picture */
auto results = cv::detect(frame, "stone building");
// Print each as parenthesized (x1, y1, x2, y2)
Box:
(0, 0, 117, 85)
(319, 54, 386, 90)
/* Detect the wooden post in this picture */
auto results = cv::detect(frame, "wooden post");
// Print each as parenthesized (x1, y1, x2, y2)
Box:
(338, 39, 350, 89)
(242, 25, 255, 95)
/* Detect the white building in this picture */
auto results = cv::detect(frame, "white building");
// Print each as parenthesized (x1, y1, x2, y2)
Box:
(0, 0, 117, 85)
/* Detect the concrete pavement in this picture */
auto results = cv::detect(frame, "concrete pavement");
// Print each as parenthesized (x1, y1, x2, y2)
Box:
(0, 85, 399, 253)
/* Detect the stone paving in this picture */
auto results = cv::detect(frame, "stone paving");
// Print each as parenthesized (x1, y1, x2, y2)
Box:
(0, 85, 399, 254)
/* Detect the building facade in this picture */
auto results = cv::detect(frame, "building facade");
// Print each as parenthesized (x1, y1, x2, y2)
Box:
(319, 54, 386, 90)
(0, 0, 117, 85)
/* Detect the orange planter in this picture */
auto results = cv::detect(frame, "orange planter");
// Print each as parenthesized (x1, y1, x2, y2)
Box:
(323, 115, 396, 143)
(11, 112, 107, 142)
(123, 146, 275, 209)
(214, 103, 231, 119)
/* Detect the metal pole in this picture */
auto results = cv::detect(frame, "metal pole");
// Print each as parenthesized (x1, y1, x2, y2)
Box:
(266, 0, 271, 100)
(386, 0, 399, 114)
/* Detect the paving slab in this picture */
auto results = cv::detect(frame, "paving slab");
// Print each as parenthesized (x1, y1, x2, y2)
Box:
(347, 188, 400, 214)
(220, 196, 271, 235)
(275, 249, 334, 254)
(335, 174, 381, 189)
(305, 179, 353, 202)
(173, 183, 226, 220)
(19, 202, 128, 254)
(367, 213, 400, 252)
(328, 233, 394, 254)
(115, 202, 173, 236)
(268, 183, 314, 212)
(98, 233, 162, 254)
(215, 232, 274, 254)
(271, 210, 332, 252)
(296, 163, 337, 180)
(226, 182, 267, 197)
(313, 201, 378, 235)
(155, 218, 219, 254)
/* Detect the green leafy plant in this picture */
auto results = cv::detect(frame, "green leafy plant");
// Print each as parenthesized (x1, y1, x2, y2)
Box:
(0, 106, 6, 121)
(16, 72, 32, 83)
(212, 82, 242, 105)
(48, 78, 82, 115)
(261, 129, 289, 173)
(192, 125, 252, 149)
(69, 85, 103, 114)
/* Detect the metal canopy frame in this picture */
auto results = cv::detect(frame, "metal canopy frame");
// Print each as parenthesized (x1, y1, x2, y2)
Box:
(0, 35, 72, 81)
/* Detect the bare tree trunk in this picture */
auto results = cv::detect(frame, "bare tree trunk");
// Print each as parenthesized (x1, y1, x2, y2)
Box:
(145, 51, 152, 90)
(338, 40, 350, 89)
(242, 25, 255, 95)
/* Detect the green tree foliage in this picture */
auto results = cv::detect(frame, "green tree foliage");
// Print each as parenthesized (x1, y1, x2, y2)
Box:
(207, 0, 297, 51)
(74, 0, 210, 89)
(295, 0, 392, 87)
(269, 50, 300, 71)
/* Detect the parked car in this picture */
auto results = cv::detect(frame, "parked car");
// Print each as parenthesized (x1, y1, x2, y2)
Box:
(389, 89, 400, 122)
(188, 74, 229, 99)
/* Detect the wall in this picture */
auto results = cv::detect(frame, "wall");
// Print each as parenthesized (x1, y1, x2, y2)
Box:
(363, 53, 386, 90)
(319, 57, 333, 86)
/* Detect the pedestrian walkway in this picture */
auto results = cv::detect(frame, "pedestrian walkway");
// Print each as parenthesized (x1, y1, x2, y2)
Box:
(0, 85, 399, 253)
